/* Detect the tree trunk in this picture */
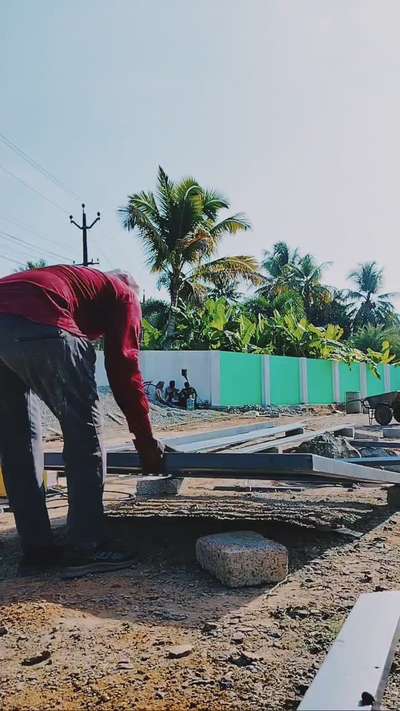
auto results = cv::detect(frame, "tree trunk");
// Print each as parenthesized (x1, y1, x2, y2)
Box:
(165, 283, 179, 341)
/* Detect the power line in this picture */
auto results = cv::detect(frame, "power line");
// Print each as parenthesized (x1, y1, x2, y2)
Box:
(0, 229, 70, 262)
(92, 229, 113, 268)
(0, 215, 76, 259)
(0, 131, 81, 202)
(0, 253, 24, 267)
(0, 162, 69, 214)
(0, 229, 71, 262)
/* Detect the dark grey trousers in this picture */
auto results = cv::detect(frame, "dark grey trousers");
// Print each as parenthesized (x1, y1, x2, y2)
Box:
(0, 315, 105, 552)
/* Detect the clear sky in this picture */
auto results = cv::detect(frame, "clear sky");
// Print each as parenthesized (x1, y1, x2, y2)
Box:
(1, 1, 400, 302)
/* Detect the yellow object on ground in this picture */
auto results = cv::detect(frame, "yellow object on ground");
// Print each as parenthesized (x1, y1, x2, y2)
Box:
(0, 468, 48, 497)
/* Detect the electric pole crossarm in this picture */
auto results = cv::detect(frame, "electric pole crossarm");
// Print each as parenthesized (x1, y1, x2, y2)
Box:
(69, 219, 83, 230)
(88, 216, 100, 229)
(69, 203, 101, 267)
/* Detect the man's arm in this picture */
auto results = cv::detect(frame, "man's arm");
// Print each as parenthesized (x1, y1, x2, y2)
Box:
(103, 292, 164, 472)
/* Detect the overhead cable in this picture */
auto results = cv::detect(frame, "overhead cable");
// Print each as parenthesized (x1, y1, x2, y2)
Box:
(0, 130, 81, 202)
(0, 162, 69, 214)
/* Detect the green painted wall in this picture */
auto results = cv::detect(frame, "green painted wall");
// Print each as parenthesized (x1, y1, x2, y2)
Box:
(218, 353, 398, 408)
(390, 365, 400, 391)
(339, 363, 361, 402)
(307, 359, 334, 404)
(219, 352, 263, 406)
(366, 364, 385, 397)
(270, 355, 301, 405)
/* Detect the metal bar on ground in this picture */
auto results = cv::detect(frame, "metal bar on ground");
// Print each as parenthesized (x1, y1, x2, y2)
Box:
(298, 591, 400, 711)
(163, 421, 301, 447)
(350, 439, 400, 449)
(165, 423, 305, 453)
(344, 456, 400, 468)
(43, 451, 400, 484)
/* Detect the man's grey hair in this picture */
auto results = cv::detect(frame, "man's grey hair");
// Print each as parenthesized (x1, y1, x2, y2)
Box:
(106, 269, 140, 297)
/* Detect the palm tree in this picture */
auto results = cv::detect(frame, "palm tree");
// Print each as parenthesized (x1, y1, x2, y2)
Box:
(347, 261, 397, 329)
(141, 298, 170, 330)
(119, 167, 259, 336)
(286, 253, 332, 318)
(350, 324, 386, 353)
(206, 274, 242, 302)
(308, 288, 353, 338)
(244, 290, 306, 321)
(258, 241, 300, 297)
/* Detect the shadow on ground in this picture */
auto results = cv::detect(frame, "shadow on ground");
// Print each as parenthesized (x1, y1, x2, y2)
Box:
(0, 499, 396, 632)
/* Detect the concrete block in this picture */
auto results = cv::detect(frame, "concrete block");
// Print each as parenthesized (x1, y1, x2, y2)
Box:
(196, 531, 288, 588)
(136, 476, 184, 498)
(383, 427, 400, 438)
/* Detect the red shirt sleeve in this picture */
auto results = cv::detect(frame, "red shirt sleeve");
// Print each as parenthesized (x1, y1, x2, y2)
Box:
(103, 289, 153, 445)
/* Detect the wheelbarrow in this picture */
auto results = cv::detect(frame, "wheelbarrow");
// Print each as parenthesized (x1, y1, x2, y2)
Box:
(357, 391, 400, 426)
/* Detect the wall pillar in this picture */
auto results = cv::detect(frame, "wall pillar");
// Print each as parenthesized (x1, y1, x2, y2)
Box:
(360, 363, 368, 398)
(209, 351, 221, 406)
(300, 358, 308, 404)
(332, 361, 340, 403)
(262, 356, 271, 406)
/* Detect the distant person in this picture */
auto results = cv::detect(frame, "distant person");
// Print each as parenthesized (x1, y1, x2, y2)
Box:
(0, 265, 164, 577)
(178, 381, 198, 409)
(165, 380, 179, 405)
(154, 380, 167, 405)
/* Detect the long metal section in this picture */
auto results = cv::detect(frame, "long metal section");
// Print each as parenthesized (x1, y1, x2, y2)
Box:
(298, 591, 400, 711)
(166, 423, 304, 453)
(43, 451, 400, 484)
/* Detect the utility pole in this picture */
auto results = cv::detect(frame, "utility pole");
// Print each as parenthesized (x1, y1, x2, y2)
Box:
(69, 203, 101, 266)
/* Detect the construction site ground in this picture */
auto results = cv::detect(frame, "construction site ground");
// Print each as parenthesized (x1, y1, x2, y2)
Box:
(1, 410, 400, 710)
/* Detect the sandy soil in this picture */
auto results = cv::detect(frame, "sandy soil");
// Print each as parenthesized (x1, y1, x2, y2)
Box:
(1, 411, 400, 710)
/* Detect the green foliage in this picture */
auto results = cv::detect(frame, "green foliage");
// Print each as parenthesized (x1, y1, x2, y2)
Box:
(140, 298, 396, 374)
(366, 340, 396, 366)
(173, 299, 258, 353)
(243, 290, 306, 321)
(15, 259, 47, 272)
(142, 319, 165, 350)
(351, 324, 386, 353)
(351, 324, 400, 363)
(141, 298, 169, 330)
(307, 289, 353, 338)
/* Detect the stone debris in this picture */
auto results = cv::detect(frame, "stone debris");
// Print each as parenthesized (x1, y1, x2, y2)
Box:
(295, 433, 358, 459)
(167, 644, 193, 659)
(21, 650, 52, 667)
(196, 531, 288, 588)
(228, 650, 260, 667)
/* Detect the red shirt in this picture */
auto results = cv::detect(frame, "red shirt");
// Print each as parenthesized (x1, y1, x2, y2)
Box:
(0, 265, 153, 444)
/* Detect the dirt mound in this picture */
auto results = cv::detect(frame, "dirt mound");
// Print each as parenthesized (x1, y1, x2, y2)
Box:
(295, 433, 358, 459)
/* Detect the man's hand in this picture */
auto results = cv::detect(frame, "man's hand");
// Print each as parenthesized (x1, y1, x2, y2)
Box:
(135, 438, 165, 474)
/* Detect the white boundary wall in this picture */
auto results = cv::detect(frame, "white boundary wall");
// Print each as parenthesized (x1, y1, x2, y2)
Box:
(95, 350, 217, 404)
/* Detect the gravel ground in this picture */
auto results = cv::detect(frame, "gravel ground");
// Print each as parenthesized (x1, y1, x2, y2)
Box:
(1, 484, 399, 710)
(40, 387, 329, 438)
(2, 411, 399, 709)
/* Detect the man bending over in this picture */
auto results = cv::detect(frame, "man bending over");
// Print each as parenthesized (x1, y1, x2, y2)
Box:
(0, 265, 164, 576)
